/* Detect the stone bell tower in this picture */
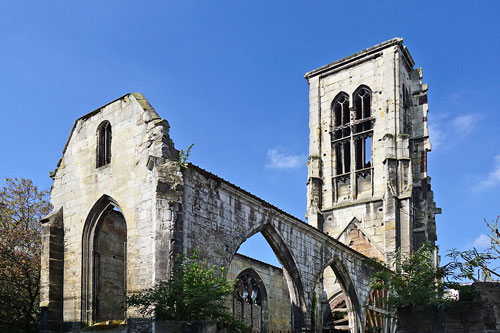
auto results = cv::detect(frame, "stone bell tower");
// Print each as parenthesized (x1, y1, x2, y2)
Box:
(304, 38, 440, 263)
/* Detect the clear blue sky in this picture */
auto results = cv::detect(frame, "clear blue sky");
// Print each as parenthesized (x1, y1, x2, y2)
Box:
(1, 1, 499, 267)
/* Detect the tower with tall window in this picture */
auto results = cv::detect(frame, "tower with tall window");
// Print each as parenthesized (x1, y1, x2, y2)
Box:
(305, 38, 440, 264)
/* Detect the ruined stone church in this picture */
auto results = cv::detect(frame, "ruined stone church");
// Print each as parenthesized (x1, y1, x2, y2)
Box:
(40, 38, 439, 332)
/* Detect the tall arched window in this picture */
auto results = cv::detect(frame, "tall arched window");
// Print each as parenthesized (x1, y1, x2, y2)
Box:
(331, 93, 351, 177)
(330, 87, 374, 201)
(353, 86, 373, 171)
(96, 121, 111, 167)
(82, 196, 127, 325)
(233, 269, 267, 332)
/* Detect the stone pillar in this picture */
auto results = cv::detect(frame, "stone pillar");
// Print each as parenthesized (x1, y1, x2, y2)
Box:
(150, 157, 185, 282)
(40, 207, 64, 333)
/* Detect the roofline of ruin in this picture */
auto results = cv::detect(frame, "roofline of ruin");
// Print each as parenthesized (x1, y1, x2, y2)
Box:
(304, 37, 415, 80)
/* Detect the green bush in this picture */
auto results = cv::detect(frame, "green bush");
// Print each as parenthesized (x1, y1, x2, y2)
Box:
(368, 243, 447, 311)
(127, 252, 250, 332)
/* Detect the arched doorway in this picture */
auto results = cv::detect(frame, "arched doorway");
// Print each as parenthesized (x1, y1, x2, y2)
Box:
(233, 268, 268, 332)
(82, 196, 127, 325)
(321, 259, 362, 332)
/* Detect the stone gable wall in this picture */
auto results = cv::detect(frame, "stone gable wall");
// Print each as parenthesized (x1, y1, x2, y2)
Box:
(41, 93, 178, 327)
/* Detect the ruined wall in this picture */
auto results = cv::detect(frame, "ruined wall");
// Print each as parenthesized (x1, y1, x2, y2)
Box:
(397, 283, 500, 332)
(228, 254, 292, 331)
(176, 163, 374, 331)
(41, 93, 179, 328)
(42, 92, 377, 332)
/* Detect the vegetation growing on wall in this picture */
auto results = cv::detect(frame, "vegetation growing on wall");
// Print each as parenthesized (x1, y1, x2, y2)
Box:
(178, 143, 194, 169)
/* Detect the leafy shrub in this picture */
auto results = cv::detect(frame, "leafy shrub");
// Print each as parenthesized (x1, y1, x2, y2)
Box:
(368, 243, 447, 311)
(127, 252, 250, 332)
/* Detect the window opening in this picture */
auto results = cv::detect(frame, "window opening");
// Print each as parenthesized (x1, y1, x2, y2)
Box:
(402, 84, 412, 135)
(365, 137, 372, 166)
(233, 270, 264, 332)
(331, 87, 374, 201)
(82, 197, 127, 325)
(97, 121, 112, 167)
(353, 87, 373, 171)
(331, 93, 351, 178)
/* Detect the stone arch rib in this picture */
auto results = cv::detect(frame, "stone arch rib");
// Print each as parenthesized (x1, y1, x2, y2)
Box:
(259, 224, 307, 330)
(325, 257, 363, 332)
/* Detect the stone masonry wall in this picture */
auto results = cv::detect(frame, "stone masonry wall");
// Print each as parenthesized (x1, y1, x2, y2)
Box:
(397, 283, 500, 332)
(42, 93, 178, 328)
(42, 92, 378, 332)
(178, 163, 374, 331)
(228, 253, 292, 331)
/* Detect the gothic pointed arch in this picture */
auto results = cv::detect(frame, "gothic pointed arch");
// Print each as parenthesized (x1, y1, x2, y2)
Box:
(331, 92, 351, 178)
(230, 223, 307, 330)
(260, 224, 307, 330)
(320, 257, 363, 332)
(353, 85, 372, 121)
(96, 121, 112, 167)
(352, 85, 373, 172)
(337, 217, 385, 261)
(81, 195, 127, 325)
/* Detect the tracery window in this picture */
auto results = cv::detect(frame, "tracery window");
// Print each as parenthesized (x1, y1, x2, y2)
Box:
(331, 86, 374, 186)
(233, 270, 265, 332)
(331, 93, 351, 177)
(96, 121, 111, 167)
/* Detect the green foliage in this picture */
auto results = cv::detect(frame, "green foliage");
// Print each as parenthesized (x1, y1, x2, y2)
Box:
(0, 178, 52, 332)
(445, 247, 499, 282)
(178, 143, 194, 169)
(368, 214, 500, 313)
(445, 216, 500, 283)
(127, 252, 250, 332)
(368, 243, 446, 311)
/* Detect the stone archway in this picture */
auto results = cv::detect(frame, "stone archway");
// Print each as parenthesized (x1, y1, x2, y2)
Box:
(228, 223, 308, 331)
(321, 258, 363, 332)
(260, 225, 307, 330)
(81, 195, 127, 325)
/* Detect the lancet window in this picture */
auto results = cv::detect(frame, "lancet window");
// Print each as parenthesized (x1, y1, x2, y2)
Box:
(353, 86, 373, 172)
(96, 121, 112, 167)
(331, 93, 351, 177)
